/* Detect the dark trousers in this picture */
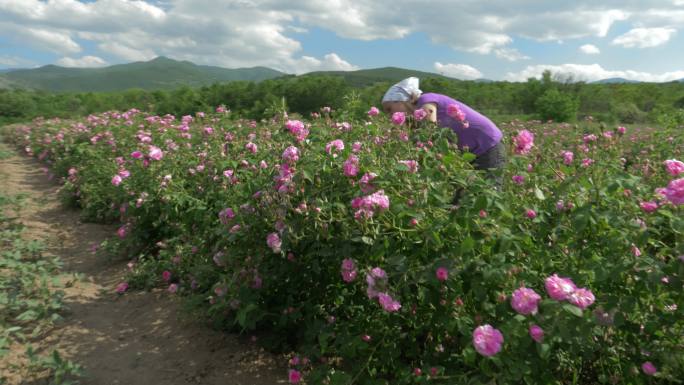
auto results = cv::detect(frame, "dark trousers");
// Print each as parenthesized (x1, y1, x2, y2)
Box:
(452, 141, 506, 204)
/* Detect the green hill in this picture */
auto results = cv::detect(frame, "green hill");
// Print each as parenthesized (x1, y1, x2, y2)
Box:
(0, 57, 286, 92)
(301, 66, 455, 87)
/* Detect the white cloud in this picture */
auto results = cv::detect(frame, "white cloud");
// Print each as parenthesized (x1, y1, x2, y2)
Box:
(2, 0, 684, 71)
(56, 55, 108, 68)
(0, 22, 81, 54)
(293, 53, 359, 74)
(579, 44, 601, 54)
(505, 63, 684, 82)
(494, 48, 530, 61)
(612, 27, 677, 48)
(434, 62, 483, 80)
(0, 55, 35, 67)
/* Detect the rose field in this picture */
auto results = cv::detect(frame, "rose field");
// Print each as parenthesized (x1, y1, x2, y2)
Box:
(2, 105, 683, 385)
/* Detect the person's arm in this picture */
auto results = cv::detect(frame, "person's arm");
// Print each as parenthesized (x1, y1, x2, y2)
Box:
(421, 102, 438, 123)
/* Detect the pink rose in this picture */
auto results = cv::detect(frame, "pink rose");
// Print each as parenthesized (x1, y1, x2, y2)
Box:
(545, 274, 576, 301)
(472, 324, 504, 356)
(435, 267, 448, 282)
(529, 325, 544, 343)
(510, 287, 542, 315)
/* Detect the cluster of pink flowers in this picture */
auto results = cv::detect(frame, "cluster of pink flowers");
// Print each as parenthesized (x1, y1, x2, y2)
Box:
(218, 207, 236, 224)
(365, 267, 401, 312)
(274, 164, 295, 194)
(285, 120, 309, 142)
(513, 130, 535, 155)
(343, 155, 360, 177)
(351, 190, 390, 220)
(367, 106, 380, 116)
(325, 139, 345, 155)
(359, 172, 377, 193)
(512, 175, 525, 185)
(341, 258, 357, 282)
(282, 146, 300, 164)
(398, 160, 419, 173)
(545, 274, 595, 309)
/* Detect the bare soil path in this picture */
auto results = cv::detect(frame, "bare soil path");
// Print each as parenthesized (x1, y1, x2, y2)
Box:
(0, 146, 285, 385)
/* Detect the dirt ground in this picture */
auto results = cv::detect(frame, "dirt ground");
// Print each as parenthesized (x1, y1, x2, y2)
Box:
(0, 146, 286, 385)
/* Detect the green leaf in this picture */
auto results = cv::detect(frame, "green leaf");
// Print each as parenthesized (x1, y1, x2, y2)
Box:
(462, 152, 477, 162)
(460, 237, 475, 253)
(15, 310, 38, 322)
(562, 303, 583, 317)
(534, 186, 546, 200)
(236, 303, 258, 328)
(538, 343, 551, 359)
(328, 371, 353, 385)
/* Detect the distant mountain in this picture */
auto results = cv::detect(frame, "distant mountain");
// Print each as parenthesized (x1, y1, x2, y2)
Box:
(590, 78, 641, 84)
(301, 66, 457, 87)
(0, 57, 287, 92)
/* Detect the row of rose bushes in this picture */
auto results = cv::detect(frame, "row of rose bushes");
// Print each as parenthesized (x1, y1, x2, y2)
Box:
(4, 107, 683, 384)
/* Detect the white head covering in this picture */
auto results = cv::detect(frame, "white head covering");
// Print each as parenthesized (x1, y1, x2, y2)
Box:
(382, 77, 422, 103)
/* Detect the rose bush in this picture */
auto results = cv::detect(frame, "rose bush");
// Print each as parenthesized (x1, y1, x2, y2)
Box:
(5, 107, 683, 384)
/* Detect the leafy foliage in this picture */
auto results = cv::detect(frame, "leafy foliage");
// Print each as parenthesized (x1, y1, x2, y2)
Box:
(4, 105, 683, 384)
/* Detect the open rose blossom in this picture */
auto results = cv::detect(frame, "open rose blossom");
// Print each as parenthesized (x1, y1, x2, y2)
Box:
(640, 201, 658, 213)
(472, 324, 504, 356)
(510, 287, 542, 315)
(413, 108, 428, 121)
(664, 159, 684, 176)
(513, 130, 535, 155)
(148, 145, 163, 160)
(660, 178, 684, 205)
(391, 112, 406, 125)
(325, 139, 345, 155)
(568, 287, 595, 309)
(545, 274, 576, 301)
(267, 232, 282, 253)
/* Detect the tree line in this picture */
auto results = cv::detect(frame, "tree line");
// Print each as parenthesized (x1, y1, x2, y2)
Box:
(1, 71, 684, 125)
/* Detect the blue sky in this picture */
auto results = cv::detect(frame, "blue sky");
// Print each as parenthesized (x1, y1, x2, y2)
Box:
(1, 0, 684, 81)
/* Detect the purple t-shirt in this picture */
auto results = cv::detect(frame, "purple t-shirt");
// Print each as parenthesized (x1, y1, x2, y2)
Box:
(417, 93, 502, 156)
